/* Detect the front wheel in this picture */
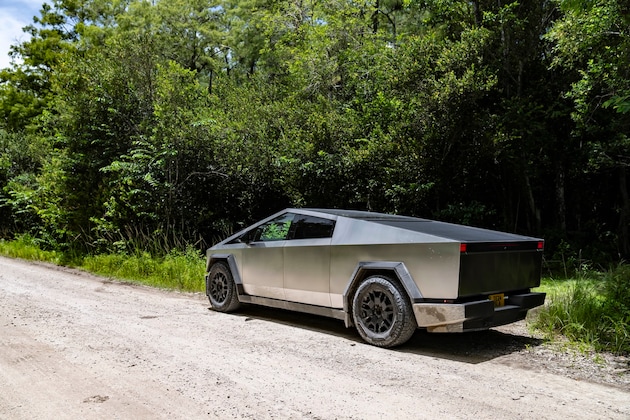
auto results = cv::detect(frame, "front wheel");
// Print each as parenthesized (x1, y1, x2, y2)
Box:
(207, 262, 240, 312)
(352, 275, 417, 348)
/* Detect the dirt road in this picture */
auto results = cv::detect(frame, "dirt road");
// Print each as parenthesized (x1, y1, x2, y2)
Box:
(1, 256, 628, 419)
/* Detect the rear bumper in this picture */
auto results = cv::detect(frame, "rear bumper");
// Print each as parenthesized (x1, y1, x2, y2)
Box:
(412, 292, 546, 333)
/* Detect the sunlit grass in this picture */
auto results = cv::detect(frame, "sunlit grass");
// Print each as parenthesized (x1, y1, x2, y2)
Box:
(0, 237, 206, 293)
(533, 268, 630, 355)
(0, 235, 60, 263)
(80, 247, 206, 292)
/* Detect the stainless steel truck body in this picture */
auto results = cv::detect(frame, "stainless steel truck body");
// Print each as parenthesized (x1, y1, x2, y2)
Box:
(205, 208, 545, 347)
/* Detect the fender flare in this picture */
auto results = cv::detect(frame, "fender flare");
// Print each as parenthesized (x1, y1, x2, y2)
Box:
(341, 261, 423, 327)
(206, 253, 245, 296)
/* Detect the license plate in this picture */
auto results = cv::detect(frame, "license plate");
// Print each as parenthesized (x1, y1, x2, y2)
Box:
(489, 293, 505, 307)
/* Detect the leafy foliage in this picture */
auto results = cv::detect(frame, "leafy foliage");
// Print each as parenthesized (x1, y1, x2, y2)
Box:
(535, 264, 630, 354)
(0, 0, 627, 262)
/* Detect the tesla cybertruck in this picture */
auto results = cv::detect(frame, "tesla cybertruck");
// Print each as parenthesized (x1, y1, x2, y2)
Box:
(205, 208, 545, 347)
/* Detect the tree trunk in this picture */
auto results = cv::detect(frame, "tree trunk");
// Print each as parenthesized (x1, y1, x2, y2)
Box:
(555, 165, 566, 232)
(619, 166, 630, 257)
(524, 173, 541, 234)
(372, 0, 380, 33)
(473, 1, 482, 28)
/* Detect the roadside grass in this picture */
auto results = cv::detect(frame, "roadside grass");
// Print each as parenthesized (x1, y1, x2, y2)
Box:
(533, 266, 630, 355)
(0, 235, 61, 264)
(81, 247, 206, 292)
(0, 236, 206, 293)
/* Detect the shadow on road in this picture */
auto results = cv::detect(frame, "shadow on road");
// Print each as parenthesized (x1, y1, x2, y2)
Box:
(223, 304, 545, 364)
(401, 328, 544, 364)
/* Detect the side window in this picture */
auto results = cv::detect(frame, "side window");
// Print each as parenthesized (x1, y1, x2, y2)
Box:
(253, 213, 295, 242)
(291, 215, 335, 240)
(227, 213, 334, 244)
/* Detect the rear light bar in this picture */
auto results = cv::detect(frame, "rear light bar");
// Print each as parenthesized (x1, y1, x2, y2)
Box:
(460, 241, 544, 253)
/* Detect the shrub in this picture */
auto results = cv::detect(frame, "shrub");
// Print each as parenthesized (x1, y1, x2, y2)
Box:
(534, 264, 630, 354)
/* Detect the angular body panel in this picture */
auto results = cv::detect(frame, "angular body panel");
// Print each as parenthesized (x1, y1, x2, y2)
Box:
(241, 241, 286, 300)
(331, 217, 453, 245)
(284, 240, 331, 306)
(328, 242, 461, 306)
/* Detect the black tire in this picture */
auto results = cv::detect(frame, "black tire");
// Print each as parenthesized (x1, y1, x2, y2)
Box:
(207, 262, 240, 312)
(352, 275, 417, 348)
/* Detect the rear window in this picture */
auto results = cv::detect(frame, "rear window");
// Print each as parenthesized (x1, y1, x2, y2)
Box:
(291, 215, 335, 239)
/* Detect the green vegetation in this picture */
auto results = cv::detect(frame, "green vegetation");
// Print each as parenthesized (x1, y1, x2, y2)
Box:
(0, 235, 60, 263)
(0, 1, 628, 352)
(535, 265, 630, 355)
(0, 238, 205, 293)
(81, 247, 206, 292)
(1, 0, 628, 262)
(260, 220, 292, 241)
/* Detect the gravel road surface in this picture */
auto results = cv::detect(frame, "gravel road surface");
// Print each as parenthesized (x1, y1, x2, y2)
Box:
(1, 256, 628, 419)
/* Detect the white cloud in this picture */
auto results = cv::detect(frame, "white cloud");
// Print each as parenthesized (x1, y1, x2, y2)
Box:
(0, 1, 47, 69)
(0, 15, 29, 68)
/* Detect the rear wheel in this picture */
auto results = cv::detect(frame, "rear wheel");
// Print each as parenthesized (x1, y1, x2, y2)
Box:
(207, 262, 240, 312)
(352, 275, 416, 348)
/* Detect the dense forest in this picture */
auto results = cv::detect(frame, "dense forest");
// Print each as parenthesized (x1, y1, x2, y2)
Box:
(0, 0, 628, 263)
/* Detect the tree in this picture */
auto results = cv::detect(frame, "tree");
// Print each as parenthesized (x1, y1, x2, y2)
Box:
(547, 0, 630, 256)
(0, 2, 76, 131)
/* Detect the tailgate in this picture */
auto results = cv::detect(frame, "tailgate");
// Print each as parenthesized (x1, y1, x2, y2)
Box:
(458, 241, 544, 297)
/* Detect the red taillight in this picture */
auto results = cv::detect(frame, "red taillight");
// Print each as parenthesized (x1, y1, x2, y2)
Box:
(537, 241, 544, 250)
(460, 243, 467, 253)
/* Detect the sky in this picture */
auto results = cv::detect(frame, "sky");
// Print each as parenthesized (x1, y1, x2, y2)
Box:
(0, 0, 46, 69)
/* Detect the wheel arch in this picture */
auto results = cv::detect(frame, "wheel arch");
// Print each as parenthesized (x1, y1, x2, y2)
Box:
(206, 253, 244, 297)
(341, 262, 422, 328)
